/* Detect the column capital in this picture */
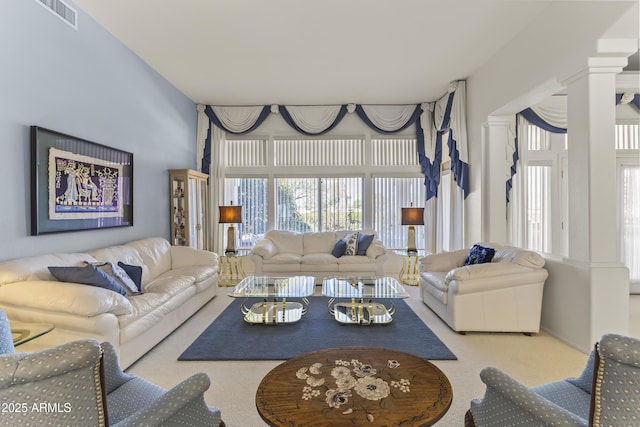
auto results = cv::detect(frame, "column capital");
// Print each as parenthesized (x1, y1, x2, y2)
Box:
(561, 56, 629, 86)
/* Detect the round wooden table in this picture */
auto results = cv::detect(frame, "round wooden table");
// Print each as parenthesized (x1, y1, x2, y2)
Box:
(256, 346, 452, 426)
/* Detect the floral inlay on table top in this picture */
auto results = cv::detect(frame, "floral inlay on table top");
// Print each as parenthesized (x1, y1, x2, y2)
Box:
(296, 357, 412, 423)
(256, 347, 452, 427)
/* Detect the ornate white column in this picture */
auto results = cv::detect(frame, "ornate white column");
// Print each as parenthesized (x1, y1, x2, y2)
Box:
(562, 55, 630, 343)
(481, 115, 513, 244)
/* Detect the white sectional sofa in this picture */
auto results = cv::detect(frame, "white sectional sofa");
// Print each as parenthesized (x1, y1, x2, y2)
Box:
(0, 237, 218, 368)
(250, 230, 388, 282)
(419, 242, 548, 334)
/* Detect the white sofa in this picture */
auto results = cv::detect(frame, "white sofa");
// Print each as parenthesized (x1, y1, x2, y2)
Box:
(0, 237, 218, 368)
(419, 243, 548, 334)
(250, 230, 388, 282)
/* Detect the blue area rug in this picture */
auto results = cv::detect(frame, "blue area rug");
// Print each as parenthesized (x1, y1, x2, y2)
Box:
(179, 297, 456, 361)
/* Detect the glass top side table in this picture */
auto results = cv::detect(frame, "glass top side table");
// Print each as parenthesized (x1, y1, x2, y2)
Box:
(321, 276, 409, 325)
(229, 275, 316, 324)
(219, 249, 250, 287)
(393, 249, 427, 286)
(11, 321, 55, 346)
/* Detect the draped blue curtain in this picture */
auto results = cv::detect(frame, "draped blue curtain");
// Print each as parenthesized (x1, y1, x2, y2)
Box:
(201, 105, 271, 174)
(507, 108, 567, 202)
(616, 93, 640, 109)
(519, 108, 567, 134)
(508, 92, 639, 202)
(202, 95, 466, 200)
(204, 105, 271, 134)
(279, 105, 349, 135)
(415, 115, 439, 200)
(355, 104, 442, 200)
(506, 120, 519, 203)
(201, 125, 212, 173)
(354, 105, 422, 134)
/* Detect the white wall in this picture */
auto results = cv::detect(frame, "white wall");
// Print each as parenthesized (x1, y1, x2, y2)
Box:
(0, 0, 197, 261)
(465, 1, 638, 351)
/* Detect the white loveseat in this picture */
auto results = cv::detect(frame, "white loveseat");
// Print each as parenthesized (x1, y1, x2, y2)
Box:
(0, 237, 218, 368)
(250, 230, 388, 282)
(419, 243, 548, 334)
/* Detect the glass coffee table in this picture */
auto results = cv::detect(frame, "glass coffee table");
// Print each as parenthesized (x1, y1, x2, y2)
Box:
(322, 276, 409, 325)
(229, 275, 316, 325)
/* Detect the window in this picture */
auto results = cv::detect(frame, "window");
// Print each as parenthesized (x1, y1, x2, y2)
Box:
(520, 123, 564, 254)
(223, 133, 429, 250)
(224, 178, 268, 248)
(515, 121, 639, 285)
(275, 177, 363, 232)
(617, 123, 640, 285)
(372, 177, 425, 250)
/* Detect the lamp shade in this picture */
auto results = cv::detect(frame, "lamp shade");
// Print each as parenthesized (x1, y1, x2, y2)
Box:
(401, 207, 424, 225)
(219, 205, 242, 223)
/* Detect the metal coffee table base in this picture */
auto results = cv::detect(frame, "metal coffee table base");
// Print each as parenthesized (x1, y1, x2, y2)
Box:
(241, 298, 310, 324)
(328, 298, 396, 325)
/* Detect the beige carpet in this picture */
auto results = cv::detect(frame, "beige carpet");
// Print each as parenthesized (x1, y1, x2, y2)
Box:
(127, 288, 640, 427)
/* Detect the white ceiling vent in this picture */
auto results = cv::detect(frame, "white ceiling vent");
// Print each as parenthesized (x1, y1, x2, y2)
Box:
(35, 0, 78, 30)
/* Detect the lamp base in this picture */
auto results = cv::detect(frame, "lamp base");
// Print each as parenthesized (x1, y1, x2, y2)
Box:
(225, 224, 236, 255)
(407, 225, 417, 254)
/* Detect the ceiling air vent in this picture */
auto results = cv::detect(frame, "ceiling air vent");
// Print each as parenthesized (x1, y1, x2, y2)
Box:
(35, 0, 78, 30)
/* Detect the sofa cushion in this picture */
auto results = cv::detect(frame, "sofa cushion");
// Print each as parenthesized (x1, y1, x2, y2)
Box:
(337, 255, 373, 265)
(365, 239, 387, 258)
(49, 265, 128, 297)
(125, 238, 173, 281)
(303, 232, 337, 255)
(356, 233, 375, 256)
(89, 245, 151, 287)
(301, 253, 338, 265)
(251, 238, 278, 259)
(267, 231, 304, 255)
(464, 244, 496, 265)
(0, 253, 97, 286)
(531, 380, 591, 421)
(0, 281, 132, 317)
(263, 253, 303, 265)
(495, 246, 545, 269)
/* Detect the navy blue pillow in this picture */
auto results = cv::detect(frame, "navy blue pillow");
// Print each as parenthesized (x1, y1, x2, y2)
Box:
(332, 240, 347, 258)
(48, 265, 128, 296)
(356, 233, 375, 256)
(464, 244, 496, 266)
(117, 262, 143, 292)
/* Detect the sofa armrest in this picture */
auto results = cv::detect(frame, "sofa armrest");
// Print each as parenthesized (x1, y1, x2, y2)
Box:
(470, 367, 587, 426)
(170, 246, 218, 269)
(113, 373, 222, 427)
(251, 238, 278, 260)
(419, 249, 467, 272)
(366, 239, 387, 259)
(446, 262, 539, 282)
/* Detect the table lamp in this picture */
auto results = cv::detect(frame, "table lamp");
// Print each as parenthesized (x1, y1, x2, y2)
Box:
(401, 203, 424, 254)
(219, 202, 242, 255)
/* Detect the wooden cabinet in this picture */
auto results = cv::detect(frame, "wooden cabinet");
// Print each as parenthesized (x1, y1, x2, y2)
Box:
(169, 169, 209, 250)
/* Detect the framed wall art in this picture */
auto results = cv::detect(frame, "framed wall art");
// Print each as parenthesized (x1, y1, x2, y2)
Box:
(30, 126, 134, 235)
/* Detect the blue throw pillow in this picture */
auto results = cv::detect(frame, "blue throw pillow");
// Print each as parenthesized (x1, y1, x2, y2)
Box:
(332, 240, 347, 258)
(356, 233, 375, 256)
(48, 265, 128, 296)
(464, 244, 496, 266)
(117, 262, 143, 292)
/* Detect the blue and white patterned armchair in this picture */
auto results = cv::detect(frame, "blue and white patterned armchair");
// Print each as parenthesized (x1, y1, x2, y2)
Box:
(0, 309, 224, 427)
(466, 333, 640, 426)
